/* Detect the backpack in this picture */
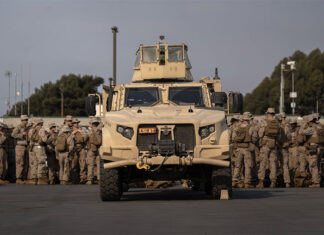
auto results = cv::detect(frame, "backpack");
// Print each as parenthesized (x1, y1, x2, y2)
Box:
(30, 127, 41, 143)
(233, 125, 250, 143)
(317, 124, 324, 144)
(56, 133, 68, 152)
(265, 120, 279, 138)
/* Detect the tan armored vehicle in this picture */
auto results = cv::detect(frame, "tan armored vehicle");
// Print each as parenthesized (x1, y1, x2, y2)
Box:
(86, 41, 242, 200)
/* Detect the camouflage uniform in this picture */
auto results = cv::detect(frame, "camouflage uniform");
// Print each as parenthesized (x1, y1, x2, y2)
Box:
(287, 119, 299, 179)
(69, 118, 88, 183)
(11, 115, 29, 184)
(278, 113, 291, 187)
(0, 123, 8, 184)
(86, 118, 102, 184)
(229, 115, 240, 182)
(257, 108, 281, 188)
(55, 126, 72, 184)
(31, 119, 49, 184)
(26, 119, 38, 184)
(298, 116, 321, 187)
(232, 113, 258, 188)
(46, 123, 59, 184)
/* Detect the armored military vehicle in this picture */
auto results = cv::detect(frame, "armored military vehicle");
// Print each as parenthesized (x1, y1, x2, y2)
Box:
(86, 41, 242, 200)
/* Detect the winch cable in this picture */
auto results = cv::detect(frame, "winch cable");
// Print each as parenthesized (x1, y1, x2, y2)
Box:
(149, 155, 169, 172)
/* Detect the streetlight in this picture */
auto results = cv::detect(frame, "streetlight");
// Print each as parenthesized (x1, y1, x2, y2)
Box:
(287, 61, 296, 115)
(5, 71, 11, 114)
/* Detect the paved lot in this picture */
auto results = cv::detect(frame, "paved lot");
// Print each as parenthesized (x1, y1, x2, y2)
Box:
(1, 185, 324, 234)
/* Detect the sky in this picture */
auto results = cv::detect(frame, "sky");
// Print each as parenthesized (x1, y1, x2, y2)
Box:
(1, 0, 324, 116)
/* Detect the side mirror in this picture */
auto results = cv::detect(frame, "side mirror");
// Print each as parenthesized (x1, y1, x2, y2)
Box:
(230, 92, 243, 114)
(85, 96, 98, 116)
(211, 92, 227, 107)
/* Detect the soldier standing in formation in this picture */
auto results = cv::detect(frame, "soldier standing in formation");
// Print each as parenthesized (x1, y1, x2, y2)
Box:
(86, 118, 102, 184)
(11, 115, 29, 184)
(46, 123, 59, 184)
(0, 123, 8, 184)
(56, 125, 72, 185)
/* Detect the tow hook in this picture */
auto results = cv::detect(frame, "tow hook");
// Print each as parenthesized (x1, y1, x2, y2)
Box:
(136, 162, 150, 170)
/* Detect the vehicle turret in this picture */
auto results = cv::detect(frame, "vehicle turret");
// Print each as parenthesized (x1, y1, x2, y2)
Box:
(131, 42, 193, 82)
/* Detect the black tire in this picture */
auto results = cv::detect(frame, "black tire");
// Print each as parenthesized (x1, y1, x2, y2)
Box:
(211, 167, 232, 200)
(100, 160, 122, 201)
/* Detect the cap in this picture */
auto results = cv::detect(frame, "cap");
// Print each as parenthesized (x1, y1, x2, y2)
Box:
(0, 122, 5, 128)
(20, 115, 28, 121)
(242, 112, 252, 121)
(48, 123, 56, 129)
(266, 108, 276, 114)
(279, 112, 286, 119)
(7, 124, 14, 129)
(72, 118, 80, 124)
(65, 115, 73, 121)
(61, 126, 71, 132)
(290, 118, 297, 124)
(35, 118, 44, 125)
(90, 117, 100, 124)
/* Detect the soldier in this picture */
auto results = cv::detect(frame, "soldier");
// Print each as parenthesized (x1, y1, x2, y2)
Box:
(12, 115, 29, 184)
(287, 118, 299, 181)
(298, 115, 322, 188)
(55, 125, 72, 185)
(30, 118, 49, 184)
(86, 118, 102, 184)
(278, 112, 291, 188)
(5, 124, 15, 183)
(69, 118, 88, 184)
(232, 112, 258, 188)
(26, 118, 38, 184)
(257, 108, 281, 188)
(46, 123, 59, 184)
(229, 115, 240, 185)
(0, 123, 8, 184)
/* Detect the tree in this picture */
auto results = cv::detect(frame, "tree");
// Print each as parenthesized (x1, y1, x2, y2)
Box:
(9, 74, 104, 116)
(244, 49, 324, 115)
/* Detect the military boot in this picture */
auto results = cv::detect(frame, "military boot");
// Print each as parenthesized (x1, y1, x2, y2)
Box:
(269, 181, 276, 188)
(0, 179, 5, 184)
(37, 176, 49, 185)
(16, 179, 25, 184)
(309, 183, 320, 188)
(285, 183, 291, 188)
(26, 179, 37, 185)
(256, 180, 264, 189)
(86, 180, 93, 185)
(49, 180, 55, 185)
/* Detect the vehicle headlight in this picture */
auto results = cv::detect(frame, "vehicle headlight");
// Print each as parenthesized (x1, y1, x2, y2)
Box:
(199, 124, 216, 139)
(117, 125, 134, 140)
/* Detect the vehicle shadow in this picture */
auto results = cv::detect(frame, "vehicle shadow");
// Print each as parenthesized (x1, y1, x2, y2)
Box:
(120, 187, 276, 201)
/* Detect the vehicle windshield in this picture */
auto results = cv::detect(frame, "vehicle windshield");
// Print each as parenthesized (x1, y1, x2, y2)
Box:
(125, 87, 160, 107)
(169, 87, 204, 106)
(168, 46, 183, 62)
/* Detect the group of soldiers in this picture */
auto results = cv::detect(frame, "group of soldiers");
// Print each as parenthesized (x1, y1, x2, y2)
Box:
(229, 108, 324, 188)
(0, 115, 102, 185)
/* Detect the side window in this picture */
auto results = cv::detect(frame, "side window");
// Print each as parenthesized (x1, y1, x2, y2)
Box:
(168, 46, 183, 62)
(134, 51, 140, 67)
(142, 47, 157, 63)
(184, 50, 191, 67)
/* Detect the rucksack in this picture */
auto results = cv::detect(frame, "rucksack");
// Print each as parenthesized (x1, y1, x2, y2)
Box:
(30, 127, 41, 143)
(56, 133, 68, 152)
(265, 120, 279, 138)
(233, 125, 250, 143)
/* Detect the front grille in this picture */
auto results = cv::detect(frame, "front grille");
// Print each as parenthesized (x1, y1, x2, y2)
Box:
(137, 124, 195, 152)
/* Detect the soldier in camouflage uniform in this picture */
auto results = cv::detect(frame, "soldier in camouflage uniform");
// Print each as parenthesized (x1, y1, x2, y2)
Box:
(287, 118, 299, 183)
(257, 108, 281, 188)
(30, 118, 49, 184)
(55, 125, 72, 185)
(232, 112, 258, 188)
(11, 115, 29, 184)
(298, 115, 322, 188)
(0, 123, 8, 184)
(86, 118, 102, 184)
(46, 123, 59, 184)
(26, 118, 38, 184)
(69, 118, 88, 184)
(278, 112, 291, 188)
(229, 115, 240, 186)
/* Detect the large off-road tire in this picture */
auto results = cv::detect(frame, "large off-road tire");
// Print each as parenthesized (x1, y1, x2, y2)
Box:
(210, 167, 232, 200)
(100, 160, 122, 201)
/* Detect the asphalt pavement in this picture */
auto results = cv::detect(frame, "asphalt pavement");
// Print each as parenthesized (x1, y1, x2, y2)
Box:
(1, 185, 324, 234)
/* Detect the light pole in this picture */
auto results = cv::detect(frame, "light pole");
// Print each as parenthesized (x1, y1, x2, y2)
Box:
(280, 64, 285, 113)
(287, 61, 296, 115)
(14, 72, 17, 116)
(5, 71, 12, 114)
(111, 26, 118, 86)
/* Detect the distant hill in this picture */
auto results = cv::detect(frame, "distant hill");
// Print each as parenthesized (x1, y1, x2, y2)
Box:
(244, 49, 324, 115)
